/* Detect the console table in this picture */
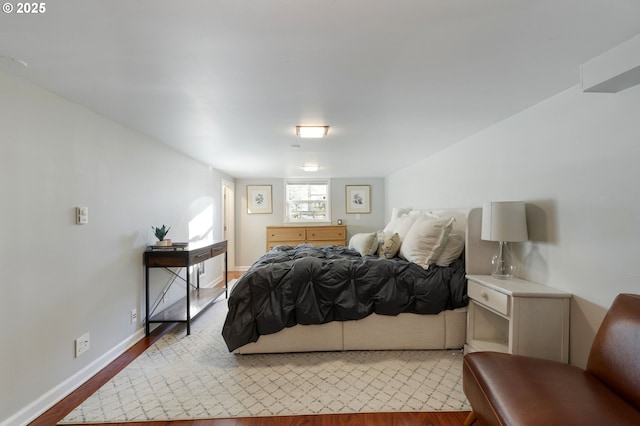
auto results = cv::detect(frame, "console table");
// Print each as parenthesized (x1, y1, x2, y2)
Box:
(144, 240, 227, 335)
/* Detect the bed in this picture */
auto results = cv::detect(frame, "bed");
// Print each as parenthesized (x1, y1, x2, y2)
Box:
(223, 207, 494, 354)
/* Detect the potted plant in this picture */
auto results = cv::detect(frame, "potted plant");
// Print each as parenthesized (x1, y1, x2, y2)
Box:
(152, 224, 171, 246)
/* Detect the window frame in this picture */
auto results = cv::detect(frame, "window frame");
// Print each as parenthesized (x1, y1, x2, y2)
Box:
(284, 179, 331, 223)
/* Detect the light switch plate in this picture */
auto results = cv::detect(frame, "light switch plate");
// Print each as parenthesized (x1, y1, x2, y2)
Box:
(76, 206, 88, 224)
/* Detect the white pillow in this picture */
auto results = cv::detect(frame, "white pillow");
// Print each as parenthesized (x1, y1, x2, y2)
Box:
(376, 231, 402, 259)
(392, 214, 421, 241)
(399, 215, 454, 268)
(348, 232, 378, 256)
(382, 208, 411, 234)
(435, 233, 465, 267)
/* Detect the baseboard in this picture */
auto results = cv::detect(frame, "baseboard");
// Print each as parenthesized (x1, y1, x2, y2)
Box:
(200, 273, 224, 289)
(2, 328, 146, 426)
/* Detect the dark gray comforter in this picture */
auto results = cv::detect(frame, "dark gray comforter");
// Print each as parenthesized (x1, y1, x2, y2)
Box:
(222, 244, 468, 352)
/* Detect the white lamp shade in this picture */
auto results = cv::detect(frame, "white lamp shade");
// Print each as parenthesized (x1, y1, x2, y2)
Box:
(481, 201, 528, 242)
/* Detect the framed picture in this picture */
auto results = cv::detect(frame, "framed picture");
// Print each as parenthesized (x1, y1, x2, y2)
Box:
(345, 185, 371, 214)
(247, 185, 272, 214)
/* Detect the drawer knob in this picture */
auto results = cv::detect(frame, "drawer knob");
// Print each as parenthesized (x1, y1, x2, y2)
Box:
(480, 291, 489, 301)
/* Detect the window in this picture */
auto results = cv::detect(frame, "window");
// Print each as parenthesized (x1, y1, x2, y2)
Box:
(285, 180, 330, 223)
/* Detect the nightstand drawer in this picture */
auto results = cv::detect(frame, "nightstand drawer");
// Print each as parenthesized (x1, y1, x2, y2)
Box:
(469, 281, 510, 316)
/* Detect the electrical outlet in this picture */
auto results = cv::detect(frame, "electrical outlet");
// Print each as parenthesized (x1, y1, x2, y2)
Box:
(75, 333, 90, 357)
(130, 308, 137, 324)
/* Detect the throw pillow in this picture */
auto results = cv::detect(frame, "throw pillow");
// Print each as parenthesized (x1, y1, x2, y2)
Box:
(399, 214, 454, 268)
(382, 208, 412, 234)
(435, 233, 465, 267)
(348, 232, 378, 256)
(376, 231, 402, 259)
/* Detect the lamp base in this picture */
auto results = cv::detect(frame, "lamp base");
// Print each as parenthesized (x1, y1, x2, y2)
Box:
(490, 271, 514, 280)
(490, 241, 516, 279)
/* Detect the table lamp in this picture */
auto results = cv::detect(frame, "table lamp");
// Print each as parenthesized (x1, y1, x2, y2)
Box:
(481, 201, 528, 279)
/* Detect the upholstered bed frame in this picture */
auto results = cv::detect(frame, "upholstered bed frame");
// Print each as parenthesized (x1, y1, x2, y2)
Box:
(235, 207, 494, 354)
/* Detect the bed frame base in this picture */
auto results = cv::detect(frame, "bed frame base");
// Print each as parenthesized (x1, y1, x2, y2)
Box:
(234, 309, 467, 354)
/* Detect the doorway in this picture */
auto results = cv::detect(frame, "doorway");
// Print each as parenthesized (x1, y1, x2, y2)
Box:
(221, 179, 235, 272)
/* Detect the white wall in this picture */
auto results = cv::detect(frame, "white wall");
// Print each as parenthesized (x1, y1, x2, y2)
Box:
(0, 70, 232, 424)
(386, 83, 640, 367)
(235, 178, 385, 268)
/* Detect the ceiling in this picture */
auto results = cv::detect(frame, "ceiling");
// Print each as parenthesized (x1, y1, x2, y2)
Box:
(2, 1, 640, 179)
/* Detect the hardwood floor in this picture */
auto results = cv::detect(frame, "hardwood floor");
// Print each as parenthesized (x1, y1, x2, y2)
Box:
(56, 411, 470, 425)
(31, 272, 470, 426)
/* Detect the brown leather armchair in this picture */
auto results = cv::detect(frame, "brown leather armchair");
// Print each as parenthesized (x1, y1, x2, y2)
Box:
(462, 293, 640, 426)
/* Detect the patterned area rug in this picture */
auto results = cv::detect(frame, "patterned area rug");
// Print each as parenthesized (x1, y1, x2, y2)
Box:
(61, 294, 470, 423)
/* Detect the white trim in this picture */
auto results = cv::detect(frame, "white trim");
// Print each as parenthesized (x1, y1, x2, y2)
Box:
(197, 272, 224, 289)
(221, 180, 235, 273)
(1, 329, 145, 426)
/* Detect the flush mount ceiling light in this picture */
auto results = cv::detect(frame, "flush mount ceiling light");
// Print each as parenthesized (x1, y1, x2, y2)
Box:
(296, 126, 329, 138)
(302, 164, 319, 172)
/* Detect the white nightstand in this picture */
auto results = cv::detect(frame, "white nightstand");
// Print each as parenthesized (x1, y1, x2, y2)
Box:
(465, 275, 571, 363)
